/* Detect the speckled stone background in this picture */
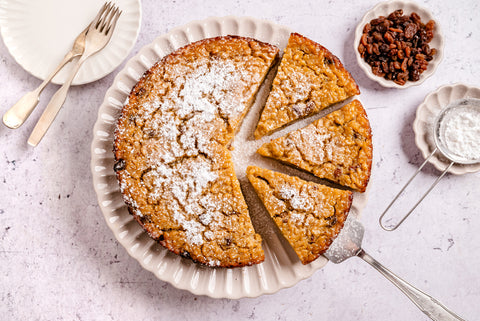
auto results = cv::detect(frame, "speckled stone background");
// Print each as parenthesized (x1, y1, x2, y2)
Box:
(1, 0, 479, 320)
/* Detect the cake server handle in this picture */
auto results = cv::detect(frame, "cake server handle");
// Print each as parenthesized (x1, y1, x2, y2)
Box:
(358, 249, 465, 321)
(379, 148, 454, 231)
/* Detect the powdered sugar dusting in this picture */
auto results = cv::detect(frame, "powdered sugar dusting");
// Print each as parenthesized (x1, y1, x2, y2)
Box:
(177, 61, 247, 120)
(120, 58, 256, 247)
(114, 37, 280, 266)
(294, 124, 334, 163)
(152, 157, 219, 245)
(139, 59, 252, 165)
(442, 106, 480, 160)
(281, 69, 312, 103)
(290, 213, 306, 224)
(278, 185, 312, 212)
(172, 59, 248, 122)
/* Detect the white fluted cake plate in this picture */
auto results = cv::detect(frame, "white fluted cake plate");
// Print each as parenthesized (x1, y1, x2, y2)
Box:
(91, 16, 369, 299)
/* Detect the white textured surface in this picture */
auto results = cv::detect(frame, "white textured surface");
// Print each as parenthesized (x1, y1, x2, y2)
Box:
(1, 0, 479, 320)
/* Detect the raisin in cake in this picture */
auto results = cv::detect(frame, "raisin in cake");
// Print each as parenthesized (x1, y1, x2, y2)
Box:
(114, 36, 279, 267)
(254, 33, 360, 139)
(257, 100, 372, 192)
(246, 166, 353, 264)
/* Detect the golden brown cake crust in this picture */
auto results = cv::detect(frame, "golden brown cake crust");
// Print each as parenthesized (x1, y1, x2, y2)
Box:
(255, 32, 360, 139)
(257, 100, 373, 192)
(114, 36, 279, 267)
(246, 166, 353, 265)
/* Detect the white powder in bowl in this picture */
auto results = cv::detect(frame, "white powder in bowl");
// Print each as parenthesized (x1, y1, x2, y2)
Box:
(442, 106, 480, 161)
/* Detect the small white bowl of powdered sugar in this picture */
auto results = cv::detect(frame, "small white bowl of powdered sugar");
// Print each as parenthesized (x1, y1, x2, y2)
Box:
(414, 83, 480, 174)
(434, 98, 480, 164)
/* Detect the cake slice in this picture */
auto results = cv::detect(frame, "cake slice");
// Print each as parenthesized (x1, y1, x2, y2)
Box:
(257, 100, 372, 192)
(246, 166, 353, 264)
(254, 33, 360, 139)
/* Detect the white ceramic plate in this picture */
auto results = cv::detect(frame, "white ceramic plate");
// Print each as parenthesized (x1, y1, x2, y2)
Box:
(91, 16, 369, 299)
(354, 0, 444, 89)
(0, 0, 141, 85)
(413, 83, 480, 174)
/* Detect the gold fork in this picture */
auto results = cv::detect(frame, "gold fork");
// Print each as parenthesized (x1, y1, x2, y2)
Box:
(28, 2, 121, 147)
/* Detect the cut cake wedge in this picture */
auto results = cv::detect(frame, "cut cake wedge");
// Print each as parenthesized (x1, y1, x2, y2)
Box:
(246, 166, 353, 265)
(257, 100, 372, 192)
(254, 33, 360, 139)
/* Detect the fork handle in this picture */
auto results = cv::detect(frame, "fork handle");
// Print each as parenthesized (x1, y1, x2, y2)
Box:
(357, 249, 465, 321)
(2, 51, 76, 129)
(27, 56, 85, 146)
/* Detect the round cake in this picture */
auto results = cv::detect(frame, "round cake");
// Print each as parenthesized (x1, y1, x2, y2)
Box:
(113, 36, 279, 267)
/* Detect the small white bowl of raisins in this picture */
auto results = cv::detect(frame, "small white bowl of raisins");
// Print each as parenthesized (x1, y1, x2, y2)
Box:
(354, 0, 444, 88)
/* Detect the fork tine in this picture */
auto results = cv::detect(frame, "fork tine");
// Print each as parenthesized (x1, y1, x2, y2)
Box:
(91, 2, 110, 31)
(102, 6, 120, 34)
(96, 3, 112, 31)
(98, 3, 115, 32)
(109, 9, 122, 34)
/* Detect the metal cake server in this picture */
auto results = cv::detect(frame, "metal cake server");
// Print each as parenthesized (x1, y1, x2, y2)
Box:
(324, 215, 465, 321)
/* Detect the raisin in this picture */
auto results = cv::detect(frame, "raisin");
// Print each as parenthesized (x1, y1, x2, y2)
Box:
(405, 46, 411, 57)
(389, 27, 403, 33)
(324, 56, 334, 65)
(363, 23, 372, 34)
(404, 23, 417, 39)
(380, 43, 389, 53)
(134, 87, 146, 97)
(292, 101, 315, 117)
(114, 159, 126, 172)
(334, 167, 342, 178)
(388, 9, 403, 20)
(373, 32, 383, 42)
(366, 44, 373, 55)
(377, 24, 387, 33)
(410, 12, 421, 24)
(384, 32, 394, 43)
(401, 58, 408, 72)
(358, 43, 366, 56)
(425, 20, 435, 31)
(382, 61, 389, 73)
(361, 34, 368, 46)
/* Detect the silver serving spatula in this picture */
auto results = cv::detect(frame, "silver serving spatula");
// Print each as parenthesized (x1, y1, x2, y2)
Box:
(324, 215, 465, 321)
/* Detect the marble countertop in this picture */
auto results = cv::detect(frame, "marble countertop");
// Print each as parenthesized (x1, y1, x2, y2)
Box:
(1, 0, 479, 320)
